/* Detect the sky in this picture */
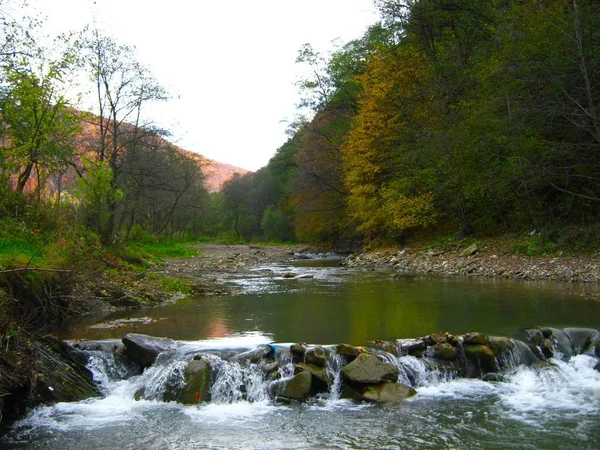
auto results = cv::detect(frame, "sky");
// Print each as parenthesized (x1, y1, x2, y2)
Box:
(16, 0, 380, 171)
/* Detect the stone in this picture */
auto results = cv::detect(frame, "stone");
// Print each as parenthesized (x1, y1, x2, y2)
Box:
(460, 244, 479, 257)
(168, 359, 212, 405)
(341, 353, 399, 384)
(360, 382, 416, 403)
(463, 332, 488, 346)
(564, 328, 599, 355)
(594, 361, 600, 373)
(546, 328, 573, 360)
(290, 343, 307, 360)
(272, 371, 312, 401)
(295, 363, 330, 392)
(33, 336, 101, 404)
(305, 346, 327, 367)
(432, 343, 458, 361)
(336, 343, 360, 362)
(403, 341, 427, 355)
(463, 344, 497, 374)
(122, 333, 177, 368)
(281, 272, 296, 278)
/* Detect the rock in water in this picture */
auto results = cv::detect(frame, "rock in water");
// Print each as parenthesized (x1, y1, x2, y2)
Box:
(304, 346, 327, 367)
(336, 343, 360, 362)
(432, 342, 458, 361)
(272, 371, 312, 401)
(341, 353, 399, 384)
(463, 344, 497, 375)
(122, 333, 176, 367)
(463, 332, 488, 346)
(564, 328, 599, 355)
(164, 359, 212, 405)
(360, 382, 416, 403)
(33, 336, 101, 404)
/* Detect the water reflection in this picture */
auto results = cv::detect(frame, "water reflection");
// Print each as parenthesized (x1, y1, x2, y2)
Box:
(60, 265, 600, 345)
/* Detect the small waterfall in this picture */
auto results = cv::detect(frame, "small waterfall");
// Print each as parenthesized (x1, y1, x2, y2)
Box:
(325, 352, 345, 400)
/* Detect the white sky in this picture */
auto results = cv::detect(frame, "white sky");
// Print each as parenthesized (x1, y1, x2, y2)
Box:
(17, 0, 379, 171)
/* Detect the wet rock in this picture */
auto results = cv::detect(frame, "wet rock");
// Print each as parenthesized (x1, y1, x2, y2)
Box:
(281, 272, 296, 278)
(482, 373, 507, 383)
(373, 340, 398, 356)
(122, 333, 177, 368)
(594, 361, 600, 373)
(402, 341, 427, 356)
(594, 336, 600, 358)
(360, 382, 416, 403)
(431, 342, 458, 361)
(336, 343, 360, 362)
(33, 336, 101, 404)
(235, 346, 273, 364)
(295, 274, 314, 279)
(540, 328, 553, 338)
(290, 343, 307, 361)
(546, 328, 573, 360)
(342, 353, 399, 384)
(564, 328, 599, 355)
(272, 371, 312, 401)
(305, 346, 327, 367)
(164, 359, 212, 405)
(463, 332, 488, 346)
(295, 362, 330, 392)
(463, 344, 497, 375)
(73, 339, 124, 353)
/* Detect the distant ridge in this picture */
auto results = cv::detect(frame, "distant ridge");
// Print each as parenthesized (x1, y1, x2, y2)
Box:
(74, 112, 250, 192)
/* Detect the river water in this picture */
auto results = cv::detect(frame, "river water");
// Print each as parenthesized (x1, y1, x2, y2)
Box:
(2, 257, 600, 449)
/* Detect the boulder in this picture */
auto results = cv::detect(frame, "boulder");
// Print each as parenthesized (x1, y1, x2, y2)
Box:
(342, 353, 399, 384)
(402, 341, 427, 356)
(546, 328, 574, 360)
(290, 343, 307, 361)
(564, 328, 599, 355)
(235, 346, 273, 364)
(463, 344, 497, 375)
(431, 343, 458, 361)
(163, 359, 212, 405)
(305, 346, 327, 367)
(594, 336, 600, 358)
(295, 362, 330, 392)
(33, 336, 101, 404)
(336, 343, 360, 362)
(463, 332, 488, 346)
(272, 371, 312, 401)
(122, 333, 176, 368)
(594, 361, 600, 373)
(360, 382, 416, 403)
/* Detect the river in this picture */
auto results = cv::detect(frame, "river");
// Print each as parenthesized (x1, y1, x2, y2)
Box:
(2, 256, 599, 449)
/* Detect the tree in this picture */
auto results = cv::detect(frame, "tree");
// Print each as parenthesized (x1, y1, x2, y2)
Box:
(0, 37, 80, 198)
(79, 28, 168, 242)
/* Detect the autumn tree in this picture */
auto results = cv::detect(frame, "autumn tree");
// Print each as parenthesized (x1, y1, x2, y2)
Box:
(0, 35, 80, 199)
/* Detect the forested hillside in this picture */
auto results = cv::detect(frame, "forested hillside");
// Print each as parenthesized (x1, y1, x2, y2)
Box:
(222, 0, 600, 249)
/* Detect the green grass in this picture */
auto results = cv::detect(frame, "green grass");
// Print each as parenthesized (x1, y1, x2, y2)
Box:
(159, 276, 193, 294)
(127, 240, 198, 262)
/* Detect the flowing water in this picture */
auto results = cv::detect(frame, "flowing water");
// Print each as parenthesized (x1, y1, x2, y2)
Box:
(2, 257, 600, 449)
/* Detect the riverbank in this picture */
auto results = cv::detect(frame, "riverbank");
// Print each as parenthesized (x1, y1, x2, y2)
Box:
(344, 243, 600, 298)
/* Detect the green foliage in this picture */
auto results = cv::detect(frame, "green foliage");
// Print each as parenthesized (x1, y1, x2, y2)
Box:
(127, 240, 197, 262)
(159, 276, 192, 294)
(261, 206, 295, 242)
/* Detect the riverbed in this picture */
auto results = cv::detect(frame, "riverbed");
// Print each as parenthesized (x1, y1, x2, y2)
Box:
(2, 256, 599, 449)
